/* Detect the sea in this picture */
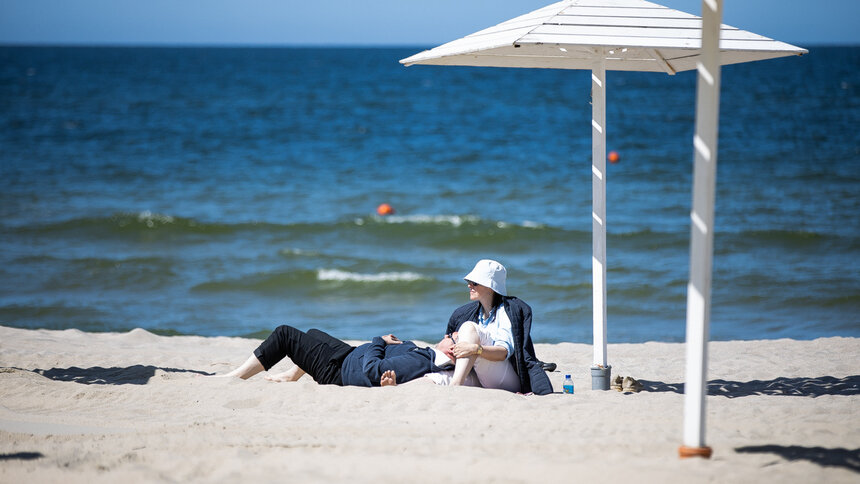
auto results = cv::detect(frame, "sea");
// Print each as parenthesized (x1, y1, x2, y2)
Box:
(1, 46, 858, 344)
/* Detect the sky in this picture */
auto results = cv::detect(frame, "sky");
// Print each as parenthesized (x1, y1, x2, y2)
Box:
(0, 0, 857, 47)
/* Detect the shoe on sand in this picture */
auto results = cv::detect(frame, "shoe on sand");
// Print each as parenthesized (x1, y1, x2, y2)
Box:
(622, 376, 643, 393)
(540, 361, 557, 372)
(610, 375, 623, 391)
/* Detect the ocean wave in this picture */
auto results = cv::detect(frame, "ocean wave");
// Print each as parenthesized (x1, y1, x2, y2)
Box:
(132, 210, 175, 228)
(191, 267, 432, 295)
(348, 214, 584, 250)
(8, 254, 178, 291)
(716, 228, 841, 252)
(356, 214, 481, 227)
(191, 270, 317, 293)
(353, 214, 548, 230)
(278, 248, 322, 257)
(0, 304, 113, 331)
(8, 212, 266, 237)
(20, 212, 845, 259)
(611, 228, 688, 249)
(8, 212, 552, 239)
(736, 229, 824, 242)
(12, 212, 844, 262)
(108, 211, 287, 235)
(609, 227, 852, 253)
(317, 269, 427, 283)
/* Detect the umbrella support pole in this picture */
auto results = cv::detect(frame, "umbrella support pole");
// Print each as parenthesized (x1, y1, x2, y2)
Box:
(591, 56, 610, 390)
(680, 0, 722, 458)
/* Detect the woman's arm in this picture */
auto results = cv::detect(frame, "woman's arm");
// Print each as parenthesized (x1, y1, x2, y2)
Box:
(451, 342, 507, 362)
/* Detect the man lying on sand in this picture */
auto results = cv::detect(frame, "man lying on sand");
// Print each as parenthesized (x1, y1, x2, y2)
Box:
(214, 325, 459, 387)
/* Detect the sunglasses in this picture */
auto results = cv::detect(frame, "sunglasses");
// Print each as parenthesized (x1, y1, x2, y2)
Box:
(466, 280, 481, 288)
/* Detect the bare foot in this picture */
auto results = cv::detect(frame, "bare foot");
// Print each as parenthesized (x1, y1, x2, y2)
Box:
(380, 370, 397, 387)
(264, 366, 306, 383)
(206, 355, 264, 380)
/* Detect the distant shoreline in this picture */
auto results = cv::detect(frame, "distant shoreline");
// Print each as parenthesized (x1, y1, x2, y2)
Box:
(5, 322, 860, 347)
(0, 323, 857, 345)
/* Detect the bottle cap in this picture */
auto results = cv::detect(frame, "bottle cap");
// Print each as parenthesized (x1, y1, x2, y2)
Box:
(565, 374, 571, 378)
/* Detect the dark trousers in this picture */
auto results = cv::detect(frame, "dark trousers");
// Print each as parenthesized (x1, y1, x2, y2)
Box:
(253, 325, 355, 385)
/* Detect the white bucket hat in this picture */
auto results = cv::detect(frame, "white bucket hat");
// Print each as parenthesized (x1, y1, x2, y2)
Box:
(464, 259, 507, 296)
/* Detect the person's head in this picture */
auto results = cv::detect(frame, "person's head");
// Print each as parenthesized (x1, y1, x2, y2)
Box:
(463, 259, 506, 307)
(435, 333, 457, 363)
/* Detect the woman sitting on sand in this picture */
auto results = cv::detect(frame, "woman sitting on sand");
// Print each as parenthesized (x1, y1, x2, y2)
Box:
(441, 259, 553, 395)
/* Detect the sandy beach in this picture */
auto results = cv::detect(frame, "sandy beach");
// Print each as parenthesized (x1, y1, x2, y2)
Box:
(0, 325, 857, 483)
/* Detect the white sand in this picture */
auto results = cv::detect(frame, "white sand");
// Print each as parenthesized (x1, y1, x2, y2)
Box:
(0, 325, 857, 483)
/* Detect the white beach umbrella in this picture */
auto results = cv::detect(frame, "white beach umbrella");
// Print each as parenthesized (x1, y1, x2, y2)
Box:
(400, 0, 803, 72)
(400, 0, 806, 457)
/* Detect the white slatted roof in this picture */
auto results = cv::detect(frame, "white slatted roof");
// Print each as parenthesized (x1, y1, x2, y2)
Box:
(400, 0, 806, 74)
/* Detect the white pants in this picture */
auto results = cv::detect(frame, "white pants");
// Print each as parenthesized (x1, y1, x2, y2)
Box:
(425, 322, 520, 392)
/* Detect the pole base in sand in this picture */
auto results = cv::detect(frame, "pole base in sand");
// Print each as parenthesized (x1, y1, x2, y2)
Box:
(679, 445, 712, 459)
(590, 365, 611, 390)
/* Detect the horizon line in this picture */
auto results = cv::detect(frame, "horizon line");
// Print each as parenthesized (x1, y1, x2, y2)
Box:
(2, 41, 855, 49)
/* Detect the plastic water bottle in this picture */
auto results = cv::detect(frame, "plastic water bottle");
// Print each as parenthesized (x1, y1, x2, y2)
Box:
(563, 374, 574, 394)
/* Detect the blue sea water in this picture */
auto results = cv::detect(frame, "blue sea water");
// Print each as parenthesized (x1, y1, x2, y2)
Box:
(1, 46, 858, 344)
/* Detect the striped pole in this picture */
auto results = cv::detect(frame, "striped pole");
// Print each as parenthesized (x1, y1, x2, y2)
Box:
(591, 54, 608, 374)
(680, 0, 723, 459)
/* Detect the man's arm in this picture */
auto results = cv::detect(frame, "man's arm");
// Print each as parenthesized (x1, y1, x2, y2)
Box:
(362, 336, 428, 385)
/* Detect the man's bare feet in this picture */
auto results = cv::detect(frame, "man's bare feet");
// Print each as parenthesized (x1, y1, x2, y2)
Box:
(208, 355, 265, 379)
(264, 365, 306, 382)
(380, 370, 397, 387)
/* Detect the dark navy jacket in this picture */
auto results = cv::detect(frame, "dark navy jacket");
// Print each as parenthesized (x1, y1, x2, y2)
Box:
(446, 297, 553, 395)
(341, 337, 446, 387)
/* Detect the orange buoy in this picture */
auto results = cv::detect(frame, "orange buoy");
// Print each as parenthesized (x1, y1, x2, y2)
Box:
(608, 150, 620, 164)
(376, 203, 395, 216)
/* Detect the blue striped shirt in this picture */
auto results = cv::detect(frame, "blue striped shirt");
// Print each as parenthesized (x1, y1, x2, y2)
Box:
(479, 305, 514, 359)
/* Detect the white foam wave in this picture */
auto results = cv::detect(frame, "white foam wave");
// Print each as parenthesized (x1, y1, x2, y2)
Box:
(356, 214, 545, 230)
(117, 211, 176, 228)
(279, 248, 320, 257)
(317, 269, 426, 283)
(493, 220, 546, 229)
(522, 220, 546, 229)
(358, 214, 481, 227)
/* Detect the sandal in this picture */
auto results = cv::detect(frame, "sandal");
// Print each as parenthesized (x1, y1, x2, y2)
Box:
(622, 376, 643, 393)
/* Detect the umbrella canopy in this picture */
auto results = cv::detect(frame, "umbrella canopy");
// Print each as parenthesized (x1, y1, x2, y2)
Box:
(400, 0, 805, 73)
(400, 0, 806, 458)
